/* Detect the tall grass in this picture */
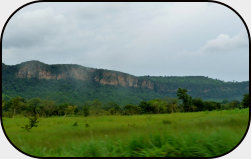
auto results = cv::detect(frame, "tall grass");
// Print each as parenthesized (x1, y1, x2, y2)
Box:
(2, 108, 249, 157)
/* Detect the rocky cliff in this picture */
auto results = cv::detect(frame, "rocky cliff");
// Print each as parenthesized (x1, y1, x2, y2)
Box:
(12, 61, 155, 90)
(15, 61, 95, 81)
(2, 60, 249, 104)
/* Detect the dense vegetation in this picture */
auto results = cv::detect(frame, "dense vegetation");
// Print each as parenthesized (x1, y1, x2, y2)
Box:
(2, 61, 249, 105)
(2, 89, 249, 118)
(2, 109, 249, 157)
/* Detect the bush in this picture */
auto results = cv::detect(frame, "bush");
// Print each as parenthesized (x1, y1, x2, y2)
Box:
(123, 104, 141, 115)
(21, 114, 39, 132)
(162, 119, 172, 125)
(73, 121, 78, 127)
(241, 94, 249, 108)
(83, 107, 90, 117)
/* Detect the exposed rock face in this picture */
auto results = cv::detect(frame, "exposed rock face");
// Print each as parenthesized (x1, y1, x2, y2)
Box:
(14, 61, 155, 90)
(141, 80, 154, 89)
(16, 61, 46, 79)
(15, 61, 94, 81)
(94, 71, 138, 87)
(93, 71, 154, 89)
(3, 61, 249, 102)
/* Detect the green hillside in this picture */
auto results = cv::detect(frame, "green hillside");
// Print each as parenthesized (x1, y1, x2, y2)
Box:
(2, 61, 249, 105)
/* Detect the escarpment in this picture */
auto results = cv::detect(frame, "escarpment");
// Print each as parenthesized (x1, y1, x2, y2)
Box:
(93, 71, 154, 89)
(2, 60, 248, 104)
(13, 60, 155, 89)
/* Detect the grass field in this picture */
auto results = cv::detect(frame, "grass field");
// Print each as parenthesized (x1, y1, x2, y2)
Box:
(2, 108, 249, 157)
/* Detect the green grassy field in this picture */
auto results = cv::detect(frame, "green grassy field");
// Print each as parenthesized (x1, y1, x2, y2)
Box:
(2, 108, 249, 157)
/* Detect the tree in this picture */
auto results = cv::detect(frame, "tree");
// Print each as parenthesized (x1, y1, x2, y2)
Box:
(108, 107, 117, 115)
(83, 106, 90, 117)
(148, 99, 167, 114)
(2, 99, 5, 109)
(21, 114, 39, 132)
(41, 100, 56, 116)
(103, 102, 119, 110)
(108, 103, 121, 115)
(123, 104, 141, 115)
(139, 101, 152, 114)
(90, 99, 102, 109)
(1, 99, 6, 116)
(176, 88, 192, 112)
(203, 101, 220, 111)
(64, 105, 77, 116)
(241, 94, 249, 108)
(192, 98, 204, 111)
(22, 98, 41, 131)
(58, 104, 68, 116)
(27, 98, 42, 116)
(87, 99, 105, 115)
(9, 96, 26, 117)
(166, 98, 179, 113)
(229, 100, 240, 109)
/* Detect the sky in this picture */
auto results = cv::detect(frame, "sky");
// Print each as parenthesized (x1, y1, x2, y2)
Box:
(2, 2, 249, 82)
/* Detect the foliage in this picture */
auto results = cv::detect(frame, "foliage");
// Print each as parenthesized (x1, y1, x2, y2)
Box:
(176, 88, 192, 112)
(21, 114, 39, 132)
(82, 106, 90, 117)
(123, 104, 141, 115)
(192, 98, 204, 111)
(64, 105, 77, 116)
(241, 94, 249, 108)
(2, 88, 244, 117)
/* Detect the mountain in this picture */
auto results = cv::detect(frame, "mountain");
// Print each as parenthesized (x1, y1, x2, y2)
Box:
(2, 61, 249, 105)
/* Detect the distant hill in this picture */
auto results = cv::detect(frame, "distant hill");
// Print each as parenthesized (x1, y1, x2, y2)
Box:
(2, 61, 249, 105)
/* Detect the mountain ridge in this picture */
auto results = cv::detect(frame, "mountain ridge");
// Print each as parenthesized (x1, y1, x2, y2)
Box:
(2, 60, 249, 105)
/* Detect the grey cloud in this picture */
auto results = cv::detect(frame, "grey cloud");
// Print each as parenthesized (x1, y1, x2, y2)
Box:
(200, 30, 248, 52)
(3, 8, 67, 49)
(2, 2, 249, 82)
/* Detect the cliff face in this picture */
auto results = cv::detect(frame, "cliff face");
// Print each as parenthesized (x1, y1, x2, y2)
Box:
(3, 61, 249, 103)
(15, 61, 95, 81)
(13, 61, 155, 89)
(93, 71, 154, 89)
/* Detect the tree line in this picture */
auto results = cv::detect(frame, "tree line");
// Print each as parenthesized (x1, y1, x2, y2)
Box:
(2, 88, 249, 118)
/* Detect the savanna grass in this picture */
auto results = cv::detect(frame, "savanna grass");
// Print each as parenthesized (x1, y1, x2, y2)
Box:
(2, 108, 249, 157)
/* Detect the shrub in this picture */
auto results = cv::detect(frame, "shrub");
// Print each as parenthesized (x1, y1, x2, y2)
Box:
(21, 114, 39, 132)
(162, 120, 172, 125)
(73, 121, 78, 127)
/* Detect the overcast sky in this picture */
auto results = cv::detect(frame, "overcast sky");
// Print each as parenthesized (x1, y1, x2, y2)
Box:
(2, 2, 249, 82)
